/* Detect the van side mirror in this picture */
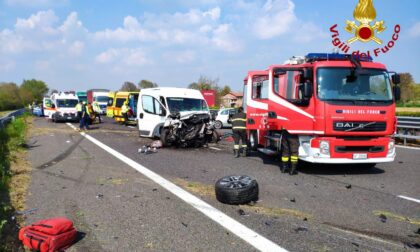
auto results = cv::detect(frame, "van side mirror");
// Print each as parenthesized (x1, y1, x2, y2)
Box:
(391, 74, 400, 84)
(303, 81, 313, 98)
(160, 108, 167, 116)
(393, 86, 401, 101)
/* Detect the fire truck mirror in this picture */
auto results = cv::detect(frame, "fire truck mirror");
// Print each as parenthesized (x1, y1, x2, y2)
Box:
(303, 68, 313, 80)
(393, 86, 401, 101)
(391, 74, 400, 84)
(303, 81, 313, 99)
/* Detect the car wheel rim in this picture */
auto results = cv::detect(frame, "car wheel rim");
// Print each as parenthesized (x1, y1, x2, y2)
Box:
(219, 176, 253, 189)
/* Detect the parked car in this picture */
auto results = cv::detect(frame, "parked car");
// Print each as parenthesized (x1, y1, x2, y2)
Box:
(209, 109, 219, 121)
(214, 108, 237, 129)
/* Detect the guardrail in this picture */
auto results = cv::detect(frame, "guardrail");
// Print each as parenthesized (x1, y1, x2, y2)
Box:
(0, 108, 27, 128)
(395, 116, 420, 145)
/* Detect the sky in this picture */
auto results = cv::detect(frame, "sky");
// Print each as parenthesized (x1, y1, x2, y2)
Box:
(0, 0, 419, 92)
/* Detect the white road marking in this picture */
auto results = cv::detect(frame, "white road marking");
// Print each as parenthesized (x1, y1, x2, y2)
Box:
(398, 195, 420, 204)
(209, 147, 222, 151)
(396, 145, 420, 150)
(66, 123, 287, 252)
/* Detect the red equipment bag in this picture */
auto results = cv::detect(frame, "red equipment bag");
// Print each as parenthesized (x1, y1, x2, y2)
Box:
(19, 217, 77, 252)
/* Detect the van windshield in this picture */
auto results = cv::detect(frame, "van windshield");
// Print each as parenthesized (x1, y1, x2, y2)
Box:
(167, 98, 208, 113)
(57, 99, 78, 108)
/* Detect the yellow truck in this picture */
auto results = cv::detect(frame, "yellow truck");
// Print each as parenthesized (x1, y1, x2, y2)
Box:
(106, 91, 115, 117)
(113, 91, 139, 124)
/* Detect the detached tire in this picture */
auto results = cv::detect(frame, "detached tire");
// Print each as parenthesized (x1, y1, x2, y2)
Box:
(215, 175, 259, 205)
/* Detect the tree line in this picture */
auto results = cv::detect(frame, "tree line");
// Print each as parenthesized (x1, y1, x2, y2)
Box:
(0, 79, 49, 111)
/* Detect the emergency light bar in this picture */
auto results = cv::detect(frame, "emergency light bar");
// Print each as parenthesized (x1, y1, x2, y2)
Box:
(305, 53, 372, 62)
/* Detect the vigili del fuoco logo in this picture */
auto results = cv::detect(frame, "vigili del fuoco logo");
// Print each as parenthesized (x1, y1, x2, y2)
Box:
(329, 0, 400, 59)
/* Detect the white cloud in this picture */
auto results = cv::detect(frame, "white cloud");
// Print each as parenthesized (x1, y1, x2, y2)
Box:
(0, 10, 88, 55)
(212, 24, 241, 52)
(253, 0, 297, 39)
(164, 50, 196, 63)
(95, 48, 149, 67)
(68, 41, 84, 56)
(408, 21, 420, 37)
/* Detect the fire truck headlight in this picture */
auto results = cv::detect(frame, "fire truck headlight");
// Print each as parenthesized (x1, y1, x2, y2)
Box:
(387, 140, 395, 155)
(320, 141, 330, 155)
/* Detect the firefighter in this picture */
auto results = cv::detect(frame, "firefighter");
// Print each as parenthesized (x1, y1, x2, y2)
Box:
(280, 131, 299, 175)
(231, 107, 248, 158)
(121, 101, 129, 126)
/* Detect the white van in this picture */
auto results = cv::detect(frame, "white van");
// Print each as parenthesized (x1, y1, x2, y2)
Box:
(49, 92, 79, 122)
(137, 88, 209, 137)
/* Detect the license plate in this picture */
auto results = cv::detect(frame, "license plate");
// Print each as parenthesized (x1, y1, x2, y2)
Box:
(67, 117, 72, 120)
(353, 153, 367, 160)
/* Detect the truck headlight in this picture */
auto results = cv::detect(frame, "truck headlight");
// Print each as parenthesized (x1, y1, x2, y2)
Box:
(387, 140, 395, 155)
(320, 141, 330, 155)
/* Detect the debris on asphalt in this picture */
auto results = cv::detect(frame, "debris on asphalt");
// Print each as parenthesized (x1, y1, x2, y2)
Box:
(303, 217, 308, 221)
(181, 222, 188, 227)
(96, 193, 104, 199)
(379, 214, 387, 223)
(139, 145, 158, 154)
(405, 243, 420, 249)
(152, 188, 158, 192)
(345, 184, 352, 189)
(166, 197, 171, 200)
(264, 221, 272, 227)
(237, 209, 247, 216)
(66, 140, 71, 143)
(294, 183, 298, 186)
(113, 236, 119, 240)
(16, 208, 38, 215)
(202, 169, 208, 173)
(351, 242, 360, 247)
(150, 140, 163, 148)
(294, 226, 308, 233)
(398, 161, 403, 164)
(415, 228, 420, 235)
(290, 197, 296, 203)
(62, 186, 67, 189)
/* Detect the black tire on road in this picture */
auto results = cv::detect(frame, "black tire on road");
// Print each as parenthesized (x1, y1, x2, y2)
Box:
(248, 130, 258, 151)
(160, 128, 171, 147)
(215, 175, 259, 205)
(214, 121, 223, 129)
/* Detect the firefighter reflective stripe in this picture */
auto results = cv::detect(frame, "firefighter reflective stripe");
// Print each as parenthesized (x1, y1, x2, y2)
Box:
(290, 156, 298, 163)
(241, 145, 247, 148)
(121, 105, 129, 113)
(231, 112, 247, 129)
(281, 157, 289, 162)
(234, 145, 240, 150)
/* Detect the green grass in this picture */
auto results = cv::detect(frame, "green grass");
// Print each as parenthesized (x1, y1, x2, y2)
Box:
(0, 116, 27, 250)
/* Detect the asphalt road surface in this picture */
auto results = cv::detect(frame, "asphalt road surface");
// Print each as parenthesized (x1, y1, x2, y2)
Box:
(24, 117, 420, 251)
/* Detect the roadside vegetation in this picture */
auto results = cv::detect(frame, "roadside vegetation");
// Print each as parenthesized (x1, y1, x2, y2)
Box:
(0, 79, 49, 112)
(0, 115, 32, 251)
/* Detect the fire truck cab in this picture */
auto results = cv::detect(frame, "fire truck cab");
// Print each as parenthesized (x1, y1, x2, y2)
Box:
(245, 53, 400, 165)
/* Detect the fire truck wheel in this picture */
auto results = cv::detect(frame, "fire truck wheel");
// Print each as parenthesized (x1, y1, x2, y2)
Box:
(214, 121, 223, 129)
(215, 175, 259, 205)
(248, 130, 258, 151)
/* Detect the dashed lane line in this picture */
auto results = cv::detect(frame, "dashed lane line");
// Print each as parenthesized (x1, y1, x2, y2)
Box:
(66, 123, 287, 252)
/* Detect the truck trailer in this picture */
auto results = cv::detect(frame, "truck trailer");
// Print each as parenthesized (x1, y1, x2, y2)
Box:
(244, 53, 400, 166)
(87, 89, 110, 114)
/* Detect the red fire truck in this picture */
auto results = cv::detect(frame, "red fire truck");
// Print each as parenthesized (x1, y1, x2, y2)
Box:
(244, 53, 401, 166)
